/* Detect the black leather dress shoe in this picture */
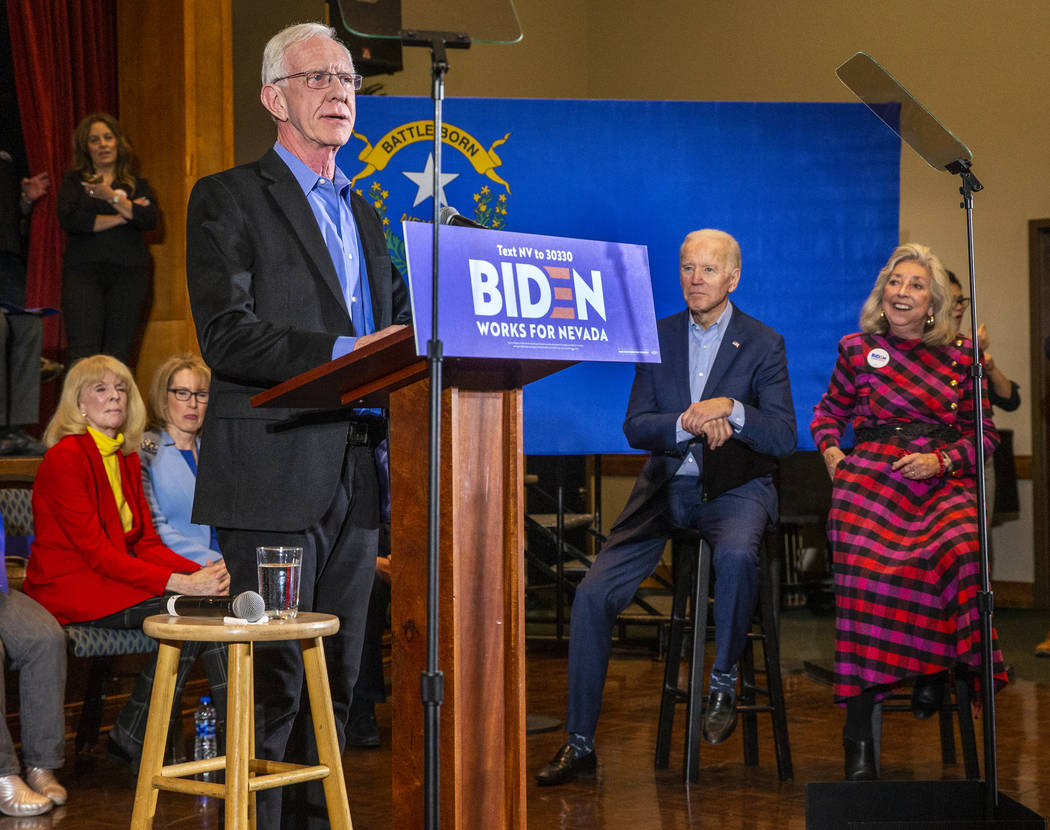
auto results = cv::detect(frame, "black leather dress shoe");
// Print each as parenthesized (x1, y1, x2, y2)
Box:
(701, 690, 738, 745)
(105, 734, 139, 773)
(534, 742, 597, 786)
(911, 673, 946, 720)
(348, 711, 381, 748)
(843, 734, 877, 780)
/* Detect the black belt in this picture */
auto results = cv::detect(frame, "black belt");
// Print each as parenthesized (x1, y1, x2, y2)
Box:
(346, 419, 385, 447)
(855, 422, 959, 444)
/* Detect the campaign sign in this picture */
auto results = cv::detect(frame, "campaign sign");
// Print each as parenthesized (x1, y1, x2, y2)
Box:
(402, 221, 660, 363)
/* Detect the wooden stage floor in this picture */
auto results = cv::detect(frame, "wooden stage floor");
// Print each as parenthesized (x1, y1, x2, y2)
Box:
(19, 608, 1050, 829)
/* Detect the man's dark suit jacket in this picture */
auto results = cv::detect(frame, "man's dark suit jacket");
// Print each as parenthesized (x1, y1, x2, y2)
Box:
(186, 148, 411, 533)
(611, 306, 796, 537)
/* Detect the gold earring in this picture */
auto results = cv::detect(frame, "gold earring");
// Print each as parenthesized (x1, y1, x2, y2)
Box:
(926, 314, 935, 326)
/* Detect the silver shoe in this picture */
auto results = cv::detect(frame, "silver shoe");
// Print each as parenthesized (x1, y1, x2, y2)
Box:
(24, 768, 66, 807)
(0, 775, 52, 817)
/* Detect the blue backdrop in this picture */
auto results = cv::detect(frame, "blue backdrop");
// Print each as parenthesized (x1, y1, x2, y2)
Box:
(339, 98, 900, 454)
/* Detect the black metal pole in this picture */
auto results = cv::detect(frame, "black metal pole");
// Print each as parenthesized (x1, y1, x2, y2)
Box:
(423, 50, 445, 830)
(398, 29, 470, 830)
(949, 158, 997, 817)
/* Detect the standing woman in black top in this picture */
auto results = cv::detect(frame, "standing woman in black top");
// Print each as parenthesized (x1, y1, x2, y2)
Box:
(57, 113, 157, 367)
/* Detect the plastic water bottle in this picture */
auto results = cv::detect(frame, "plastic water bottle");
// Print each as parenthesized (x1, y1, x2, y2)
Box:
(193, 696, 218, 780)
(193, 695, 218, 821)
(194, 695, 218, 765)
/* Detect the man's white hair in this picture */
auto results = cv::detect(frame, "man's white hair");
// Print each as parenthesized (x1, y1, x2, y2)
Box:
(261, 22, 353, 85)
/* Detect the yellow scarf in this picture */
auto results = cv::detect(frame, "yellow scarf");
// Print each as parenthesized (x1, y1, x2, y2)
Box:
(87, 426, 133, 532)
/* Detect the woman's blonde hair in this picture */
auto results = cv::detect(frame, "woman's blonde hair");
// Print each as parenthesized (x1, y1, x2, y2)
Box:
(43, 355, 146, 452)
(858, 242, 956, 346)
(147, 353, 211, 431)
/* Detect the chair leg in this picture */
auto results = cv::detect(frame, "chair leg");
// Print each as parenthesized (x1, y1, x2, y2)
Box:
(758, 541, 793, 781)
(740, 638, 759, 766)
(655, 541, 692, 770)
(954, 668, 981, 780)
(130, 641, 181, 830)
(936, 676, 957, 765)
(226, 642, 252, 830)
(248, 642, 257, 828)
(75, 656, 113, 755)
(302, 636, 353, 830)
(683, 540, 712, 784)
(872, 702, 883, 774)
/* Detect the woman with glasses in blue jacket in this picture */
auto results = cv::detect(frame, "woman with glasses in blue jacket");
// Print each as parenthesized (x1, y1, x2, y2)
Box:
(139, 354, 223, 567)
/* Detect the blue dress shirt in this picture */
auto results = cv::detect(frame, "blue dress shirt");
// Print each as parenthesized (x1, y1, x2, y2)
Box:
(675, 302, 746, 477)
(273, 143, 374, 358)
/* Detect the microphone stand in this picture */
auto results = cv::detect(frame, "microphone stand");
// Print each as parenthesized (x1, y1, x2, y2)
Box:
(398, 29, 470, 830)
(947, 157, 999, 817)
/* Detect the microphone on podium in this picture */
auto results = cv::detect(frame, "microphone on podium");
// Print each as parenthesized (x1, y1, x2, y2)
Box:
(439, 205, 486, 229)
(166, 591, 266, 623)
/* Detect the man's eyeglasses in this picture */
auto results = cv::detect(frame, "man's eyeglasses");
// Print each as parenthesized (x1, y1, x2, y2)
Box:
(953, 296, 971, 308)
(168, 388, 210, 402)
(271, 71, 363, 91)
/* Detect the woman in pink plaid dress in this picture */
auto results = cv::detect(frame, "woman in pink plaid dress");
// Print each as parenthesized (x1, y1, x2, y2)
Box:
(811, 243, 1007, 781)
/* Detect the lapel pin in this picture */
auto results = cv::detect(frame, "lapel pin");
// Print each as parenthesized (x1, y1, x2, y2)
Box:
(732, 341, 740, 348)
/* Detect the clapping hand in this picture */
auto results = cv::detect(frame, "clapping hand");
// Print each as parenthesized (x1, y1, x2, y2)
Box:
(21, 172, 50, 203)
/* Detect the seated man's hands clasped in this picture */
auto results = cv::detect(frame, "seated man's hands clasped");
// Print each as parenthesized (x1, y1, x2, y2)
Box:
(682, 396, 734, 449)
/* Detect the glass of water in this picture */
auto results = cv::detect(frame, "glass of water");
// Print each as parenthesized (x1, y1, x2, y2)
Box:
(256, 546, 302, 619)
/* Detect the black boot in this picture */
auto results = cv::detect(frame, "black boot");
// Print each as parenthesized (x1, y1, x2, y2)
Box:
(843, 732, 877, 781)
(843, 690, 877, 781)
(911, 671, 947, 720)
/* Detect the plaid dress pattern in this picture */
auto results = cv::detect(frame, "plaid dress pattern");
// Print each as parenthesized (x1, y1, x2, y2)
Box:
(811, 332, 1007, 700)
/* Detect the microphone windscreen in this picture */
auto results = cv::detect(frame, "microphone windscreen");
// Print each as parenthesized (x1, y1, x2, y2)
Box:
(232, 590, 267, 623)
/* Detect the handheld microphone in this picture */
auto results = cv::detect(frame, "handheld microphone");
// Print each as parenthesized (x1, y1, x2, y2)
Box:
(438, 205, 486, 230)
(166, 591, 267, 623)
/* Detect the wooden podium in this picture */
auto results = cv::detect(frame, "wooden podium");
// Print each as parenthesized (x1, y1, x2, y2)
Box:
(253, 327, 572, 830)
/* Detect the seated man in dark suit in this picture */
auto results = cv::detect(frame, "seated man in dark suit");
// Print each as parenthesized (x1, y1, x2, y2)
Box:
(536, 228, 796, 785)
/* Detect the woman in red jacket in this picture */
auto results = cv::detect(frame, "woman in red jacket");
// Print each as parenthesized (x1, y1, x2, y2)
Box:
(24, 354, 229, 767)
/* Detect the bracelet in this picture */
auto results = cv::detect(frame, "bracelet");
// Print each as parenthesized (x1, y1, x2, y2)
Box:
(936, 452, 945, 477)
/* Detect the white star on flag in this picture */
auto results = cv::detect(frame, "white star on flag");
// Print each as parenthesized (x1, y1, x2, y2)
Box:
(402, 152, 460, 208)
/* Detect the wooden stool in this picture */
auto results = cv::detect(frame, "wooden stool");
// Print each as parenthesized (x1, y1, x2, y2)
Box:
(654, 533, 793, 782)
(130, 612, 351, 830)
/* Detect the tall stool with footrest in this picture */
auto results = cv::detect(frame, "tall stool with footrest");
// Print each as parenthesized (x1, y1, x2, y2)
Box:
(654, 531, 792, 783)
(873, 665, 980, 778)
(130, 612, 351, 830)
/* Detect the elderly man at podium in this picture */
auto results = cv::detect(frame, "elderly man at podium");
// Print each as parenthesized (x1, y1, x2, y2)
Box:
(185, 21, 410, 830)
(536, 228, 796, 785)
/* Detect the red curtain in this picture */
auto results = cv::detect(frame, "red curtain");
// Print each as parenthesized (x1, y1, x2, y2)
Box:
(6, 0, 116, 356)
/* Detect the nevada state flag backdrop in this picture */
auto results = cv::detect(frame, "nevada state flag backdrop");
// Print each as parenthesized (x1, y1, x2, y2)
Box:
(338, 98, 899, 454)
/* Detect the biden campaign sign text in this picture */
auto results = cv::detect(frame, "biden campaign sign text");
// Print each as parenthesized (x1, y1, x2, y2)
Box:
(403, 222, 659, 363)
